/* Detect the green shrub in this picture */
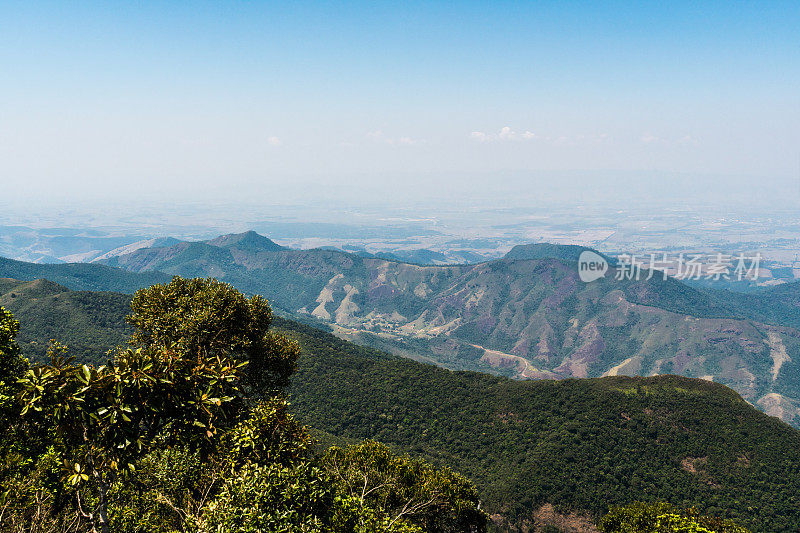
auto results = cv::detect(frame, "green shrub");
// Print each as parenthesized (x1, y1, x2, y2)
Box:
(599, 502, 750, 533)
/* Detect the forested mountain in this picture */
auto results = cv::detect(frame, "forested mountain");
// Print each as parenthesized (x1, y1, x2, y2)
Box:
(285, 319, 800, 532)
(95, 231, 800, 426)
(0, 278, 131, 363)
(706, 282, 800, 331)
(1, 279, 799, 532)
(502, 242, 615, 264)
(0, 255, 169, 293)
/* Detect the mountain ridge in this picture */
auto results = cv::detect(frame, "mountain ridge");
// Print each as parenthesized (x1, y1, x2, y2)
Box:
(7, 232, 800, 426)
(206, 230, 284, 252)
(90, 231, 800, 425)
(503, 242, 615, 265)
(0, 255, 170, 293)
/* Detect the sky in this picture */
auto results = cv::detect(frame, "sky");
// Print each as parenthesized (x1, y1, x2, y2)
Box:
(1, 1, 799, 207)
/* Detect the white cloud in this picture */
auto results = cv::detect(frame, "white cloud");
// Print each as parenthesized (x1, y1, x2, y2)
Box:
(266, 136, 282, 146)
(471, 128, 613, 146)
(470, 126, 538, 142)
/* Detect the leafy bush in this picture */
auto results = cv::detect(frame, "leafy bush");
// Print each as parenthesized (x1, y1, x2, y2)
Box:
(323, 440, 486, 533)
(599, 502, 751, 533)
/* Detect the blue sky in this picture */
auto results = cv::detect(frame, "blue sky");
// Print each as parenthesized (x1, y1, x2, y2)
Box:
(2, 1, 798, 204)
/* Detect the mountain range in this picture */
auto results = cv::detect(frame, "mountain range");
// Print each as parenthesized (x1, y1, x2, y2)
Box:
(3, 231, 800, 427)
(87, 230, 800, 427)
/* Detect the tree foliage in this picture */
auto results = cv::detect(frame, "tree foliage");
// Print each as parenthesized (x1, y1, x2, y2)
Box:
(15, 330, 248, 531)
(0, 305, 26, 390)
(7, 277, 299, 532)
(323, 440, 486, 533)
(0, 278, 486, 533)
(193, 398, 334, 532)
(599, 502, 751, 533)
(127, 276, 299, 396)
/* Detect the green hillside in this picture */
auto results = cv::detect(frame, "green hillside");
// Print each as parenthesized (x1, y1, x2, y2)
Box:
(283, 318, 800, 532)
(0, 278, 131, 364)
(2, 280, 799, 531)
(706, 282, 800, 331)
(0, 255, 170, 293)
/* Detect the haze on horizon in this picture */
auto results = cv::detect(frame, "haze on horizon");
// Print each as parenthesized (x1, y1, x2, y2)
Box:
(1, 1, 799, 210)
